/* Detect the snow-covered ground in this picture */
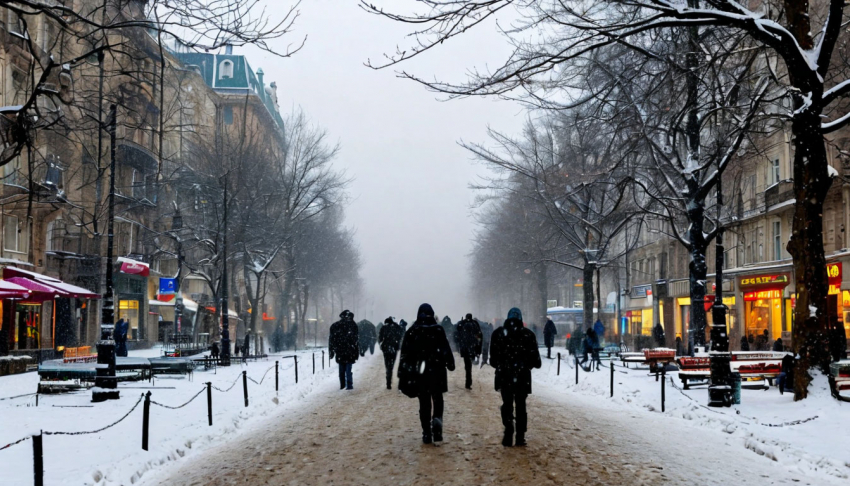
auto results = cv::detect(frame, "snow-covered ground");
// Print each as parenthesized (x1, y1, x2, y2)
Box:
(536, 350, 850, 482)
(0, 346, 337, 486)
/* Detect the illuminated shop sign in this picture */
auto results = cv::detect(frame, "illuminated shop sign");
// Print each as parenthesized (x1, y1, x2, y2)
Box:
(740, 275, 788, 287)
(743, 290, 782, 302)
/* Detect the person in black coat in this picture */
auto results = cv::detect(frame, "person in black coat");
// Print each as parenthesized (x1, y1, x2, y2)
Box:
(740, 335, 750, 351)
(543, 318, 557, 359)
(652, 322, 666, 348)
(455, 313, 483, 389)
(479, 320, 494, 365)
(358, 320, 377, 356)
(489, 307, 542, 447)
(772, 338, 784, 352)
(398, 303, 455, 444)
(378, 316, 404, 389)
(329, 310, 359, 390)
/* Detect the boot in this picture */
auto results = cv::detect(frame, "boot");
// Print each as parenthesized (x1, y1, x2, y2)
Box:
(422, 433, 432, 444)
(432, 418, 443, 442)
(502, 426, 513, 447)
(515, 432, 526, 447)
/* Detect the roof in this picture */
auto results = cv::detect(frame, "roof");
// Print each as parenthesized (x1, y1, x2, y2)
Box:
(170, 50, 285, 131)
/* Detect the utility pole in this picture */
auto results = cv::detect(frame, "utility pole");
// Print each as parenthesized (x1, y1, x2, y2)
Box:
(219, 173, 231, 365)
(709, 160, 733, 407)
(93, 105, 119, 402)
(171, 203, 184, 354)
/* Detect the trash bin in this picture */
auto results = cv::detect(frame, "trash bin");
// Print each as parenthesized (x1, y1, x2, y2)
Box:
(731, 372, 742, 405)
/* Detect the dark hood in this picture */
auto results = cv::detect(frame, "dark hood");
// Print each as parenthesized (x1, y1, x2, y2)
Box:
(505, 307, 523, 330)
(415, 303, 437, 326)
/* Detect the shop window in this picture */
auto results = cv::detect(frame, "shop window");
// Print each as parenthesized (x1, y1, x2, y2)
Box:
(772, 221, 782, 261)
(118, 300, 140, 339)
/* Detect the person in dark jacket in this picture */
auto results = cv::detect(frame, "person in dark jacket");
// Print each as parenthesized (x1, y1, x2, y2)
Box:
(398, 303, 455, 444)
(675, 335, 683, 356)
(242, 332, 251, 363)
(593, 319, 605, 343)
(490, 307, 541, 447)
(479, 320, 494, 366)
(329, 310, 359, 390)
(210, 341, 220, 361)
(740, 335, 750, 351)
(114, 318, 129, 357)
(378, 317, 404, 389)
(652, 322, 666, 348)
(772, 338, 784, 352)
(779, 353, 795, 394)
(455, 313, 483, 389)
(440, 316, 456, 352)
(543, 318, 557, 359)
(358, 319, 377, 356)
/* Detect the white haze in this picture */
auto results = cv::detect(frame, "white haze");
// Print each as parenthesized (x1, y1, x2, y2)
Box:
(249, 1, 523, 322)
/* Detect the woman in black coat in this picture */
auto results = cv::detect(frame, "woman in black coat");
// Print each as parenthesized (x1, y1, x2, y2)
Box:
(398, 303, 455, 444)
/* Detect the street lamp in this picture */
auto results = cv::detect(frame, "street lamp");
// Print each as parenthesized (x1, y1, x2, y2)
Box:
(93, 105, 119, 402)
(170, 202, 184, 356)
(219, 172, 231, 366)
(709, 159, 733, 407)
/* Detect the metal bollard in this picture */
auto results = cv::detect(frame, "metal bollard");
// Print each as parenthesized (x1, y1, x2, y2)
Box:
(33, 431, 43, 486)
(557, 353, 561, 375)
(322, 350, 325, 370)
(142, 391, 151, 451)
(206, 382, 213, 426)
(294, 356, 299, 384)
(275, 361, 279, 392)
(35, 392, 38, 407)
(575, 356, 579, 385)
(313, 353, 315, 375)
(661, 369, 666, 412)
(242, 371, 249, 407)
(610, 360, 615, 397)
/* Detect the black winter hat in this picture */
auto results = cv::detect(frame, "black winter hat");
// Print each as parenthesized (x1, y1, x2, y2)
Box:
(384, 317, 395, 325)
(340, 309, 353, 319)
(465, 313, 473, 320)
(417, 303, 435, 320)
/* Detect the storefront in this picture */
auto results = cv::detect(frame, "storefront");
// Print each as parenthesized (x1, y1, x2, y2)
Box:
(738, 272, 791, 350)
(625, 284, 653, 336)
(114, 257, 150, 344)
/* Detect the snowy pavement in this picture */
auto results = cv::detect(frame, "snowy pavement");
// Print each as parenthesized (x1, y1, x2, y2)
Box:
(0, 347, 338, 486)
(144, 352, 841, 486)
(535, 350, 850, 483)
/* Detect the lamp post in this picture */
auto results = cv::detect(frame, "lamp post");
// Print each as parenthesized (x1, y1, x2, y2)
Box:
(709, 162, 733, 407)
(93, 105, 119, 402)
(219, 173, 231, 366)
(171, 203, 184, 354)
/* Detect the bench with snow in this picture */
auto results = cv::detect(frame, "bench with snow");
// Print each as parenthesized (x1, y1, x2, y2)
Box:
(829, 360, 850, 402)
(677, 351, 787, 390)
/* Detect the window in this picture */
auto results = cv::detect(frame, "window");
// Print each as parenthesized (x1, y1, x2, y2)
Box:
(769, 158, 780, 185)
(218, 60, 234, 80)
(223, 105, 233, 125)
(773, 221, 782, 261)
(44, 161, 65, 192)
(132, 169, 145, 199)
(116, 222, 134, 255)
(3, 156, 24, 186)
(4, 216, 20, 252)
(47, 218, 65, 252)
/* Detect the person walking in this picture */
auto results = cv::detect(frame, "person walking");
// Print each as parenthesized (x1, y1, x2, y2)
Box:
(114, 318, 129, 357)
(440, 316, 456, 353)
(652, 322, 666, 348)
(489, 307, 541, 447)
(329, 310, 359, 390)
(543, 317, 557, 359)
(480, 319, 494, 366)
(593, 319, 605, 344)
(378, 316, 404, 389)
(455, 313, 483, 389)
(398, 303, 455, 444)
(358, 319, 377, 356)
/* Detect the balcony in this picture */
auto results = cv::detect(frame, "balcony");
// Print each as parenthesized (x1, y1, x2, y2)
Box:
(764, 179, 794, 209)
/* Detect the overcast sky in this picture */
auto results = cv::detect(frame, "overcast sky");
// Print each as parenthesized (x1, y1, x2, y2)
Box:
(250, 1, 523, 322)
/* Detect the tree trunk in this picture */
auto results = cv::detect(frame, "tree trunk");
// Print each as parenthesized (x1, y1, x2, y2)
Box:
(536, 262, 548, 325)
(688, 206, 709, 350)
(583, 263, 595, 331)
(788, 112, 832, 400)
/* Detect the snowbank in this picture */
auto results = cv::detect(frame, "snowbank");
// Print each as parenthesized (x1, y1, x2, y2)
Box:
(0, 347, 339, 486)
(536, 351, 850, 482)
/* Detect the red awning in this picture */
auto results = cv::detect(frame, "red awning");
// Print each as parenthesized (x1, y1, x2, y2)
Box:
(117, 257, 150, 277)
(4, 277, 68, 302)
(2, 267, 100, 299)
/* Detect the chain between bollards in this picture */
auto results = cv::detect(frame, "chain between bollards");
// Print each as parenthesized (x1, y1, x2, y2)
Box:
(142, 391, 151, 451)
(242, 371, 248, 407)
(206, 382, 212, 426)
(33, 431, 43, 486)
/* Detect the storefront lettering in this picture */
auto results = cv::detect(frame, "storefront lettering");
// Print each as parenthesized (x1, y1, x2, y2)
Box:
(743, 290, 782, 302)
(740, 275, 788, 287)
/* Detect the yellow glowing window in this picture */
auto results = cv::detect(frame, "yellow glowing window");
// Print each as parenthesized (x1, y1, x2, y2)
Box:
(119, 300, 139, 310)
